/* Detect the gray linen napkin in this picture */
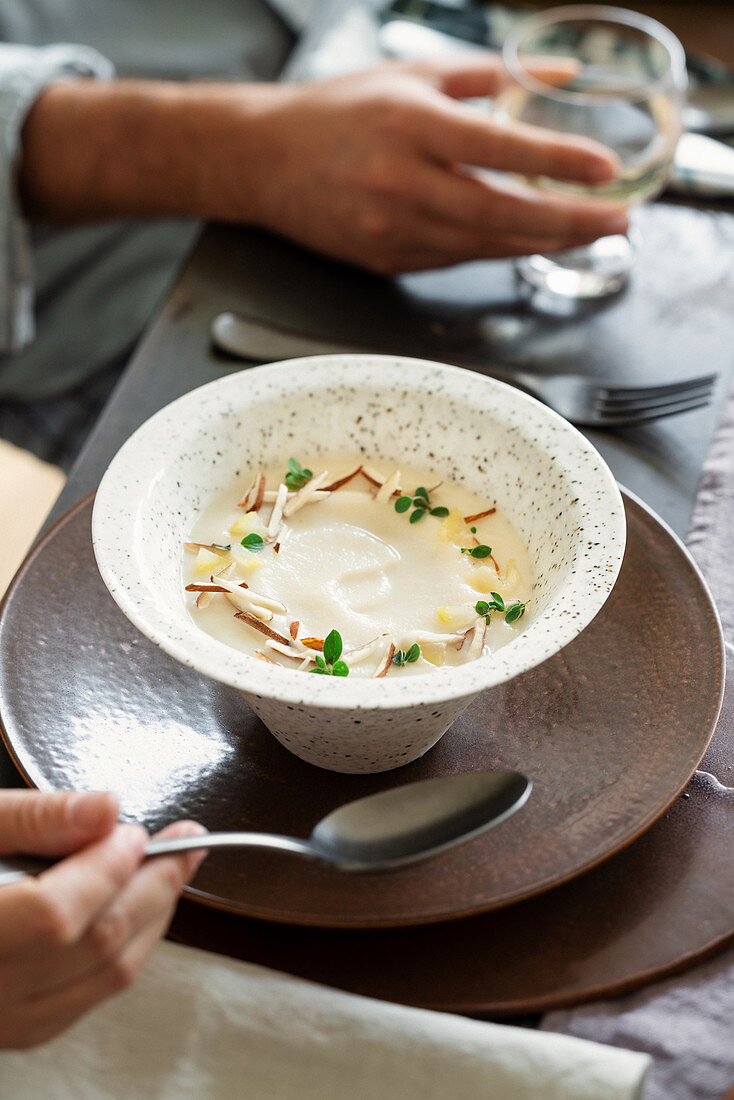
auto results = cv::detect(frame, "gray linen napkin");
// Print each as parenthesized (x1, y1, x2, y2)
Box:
(543, 382, 734, 1100)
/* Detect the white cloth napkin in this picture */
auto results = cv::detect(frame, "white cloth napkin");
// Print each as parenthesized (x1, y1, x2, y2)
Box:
(0, 941, 650, 1099)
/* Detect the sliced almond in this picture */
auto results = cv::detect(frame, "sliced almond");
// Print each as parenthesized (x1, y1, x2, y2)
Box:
(322, 464, 363, 491)
(282, 470, 331, 517)
(238, 471, 266, 512)
(254, 650, 278, 665)
(273, 542, 281, 554)
(215, 576, 286, 615)
(234, 612, 291, 646)
(374, 642, 396, 678)
(265, 640, 314, 661)
(289, 621, 300, 640)
(300, 637, 325, 652)
(463, 507, 496, 524)
(465, 618, 487, 660)
(267, 482, 289, 539)
(375, 469, 401, 504)
(409, 630, 463, 645)
(360, 465, 386, 487)
(345, 634, 389, 667)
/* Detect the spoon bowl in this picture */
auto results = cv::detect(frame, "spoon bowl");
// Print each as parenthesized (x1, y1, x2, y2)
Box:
(0, 769, 531, 884)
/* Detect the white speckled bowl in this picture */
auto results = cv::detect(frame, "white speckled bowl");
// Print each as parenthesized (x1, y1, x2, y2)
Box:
(93, 355, 625, 774)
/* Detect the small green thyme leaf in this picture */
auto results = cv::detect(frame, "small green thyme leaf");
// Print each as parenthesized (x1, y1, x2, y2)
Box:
(323, 629, 342, 665)
(331, 660, 350, 677)
(490, 591, 505, 611)
(315, 654, 327, 669)
(414, 486, 429, 502)
(285, 457, 313, 491)
(505, 601, 527, 624)
(395, 496, 412, 513)
(406, 643, 421, 663)
(241, 533, 264, 552)
(409, 508, 426, 523)
(430, 506, 449, 518)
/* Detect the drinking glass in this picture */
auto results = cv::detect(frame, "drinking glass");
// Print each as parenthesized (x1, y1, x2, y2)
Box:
(496, 5, 687, 299)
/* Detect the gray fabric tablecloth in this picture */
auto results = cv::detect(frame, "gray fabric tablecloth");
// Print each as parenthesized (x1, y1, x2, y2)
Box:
(544, 382, 734, 1099)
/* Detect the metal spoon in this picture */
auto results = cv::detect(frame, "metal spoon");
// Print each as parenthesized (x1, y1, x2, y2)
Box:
(0, 770, 530, 883)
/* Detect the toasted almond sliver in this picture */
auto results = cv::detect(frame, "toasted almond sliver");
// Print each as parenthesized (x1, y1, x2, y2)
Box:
(322, 464, 363, 492)
(360, 465, 386, 487)
(345, 634, 389, 666)
(268, 482, 289, 539)
(234, 612, 291, 646)
(300, 637, 325, 652)
(409, 631, 463, 645)
(463, 507, 496, 524)
(237, 470, 265, 511)
(375, 469, 401, 504)
(244, 603, 273, 623)
(215, 576, 286, 614)
(282, 470, 331, 517)
(466, 618, 487, 660)
(289, 620, 300, 640)
(374, 642, 396, 678)
(265, 640, 313, 661)
(254, 649, 278, 665)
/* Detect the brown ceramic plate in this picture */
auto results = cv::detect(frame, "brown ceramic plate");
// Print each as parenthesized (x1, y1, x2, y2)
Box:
(0, 490, 724, 929)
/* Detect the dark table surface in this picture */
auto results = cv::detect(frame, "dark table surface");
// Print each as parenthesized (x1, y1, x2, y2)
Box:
(50, 199, 734, 537)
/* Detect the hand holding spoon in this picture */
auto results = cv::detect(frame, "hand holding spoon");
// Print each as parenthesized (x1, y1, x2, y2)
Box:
(0, 769, 530, 884)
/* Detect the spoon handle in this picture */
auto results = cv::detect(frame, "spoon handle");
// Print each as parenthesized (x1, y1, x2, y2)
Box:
(0, 832, 316, 886)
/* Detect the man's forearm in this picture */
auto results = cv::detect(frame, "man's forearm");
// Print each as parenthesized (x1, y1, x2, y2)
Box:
(19, 78, 289, 223)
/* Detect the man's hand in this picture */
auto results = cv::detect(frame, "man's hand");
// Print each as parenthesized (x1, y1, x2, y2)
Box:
(21, 55, 628, 274)
(238, 57, 629, 273)
(0, 790, 206, 1049)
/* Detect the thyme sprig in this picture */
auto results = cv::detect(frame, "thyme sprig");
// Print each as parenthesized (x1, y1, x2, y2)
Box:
(475, 595, 527, 625)
(310, 629, 349, 676)
(461, 544, 492, 558)
(392, 643, 421, 667)
(285, 457, 313, 491)
(395, 485, 449, 525)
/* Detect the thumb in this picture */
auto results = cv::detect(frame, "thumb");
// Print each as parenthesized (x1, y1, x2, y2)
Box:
(0, 790, 119, 858)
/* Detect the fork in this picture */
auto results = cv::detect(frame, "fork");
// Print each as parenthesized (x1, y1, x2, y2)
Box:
(210, 312, 716, 429)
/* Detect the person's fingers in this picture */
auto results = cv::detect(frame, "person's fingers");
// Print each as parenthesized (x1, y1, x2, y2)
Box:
(429, 56, 580, 100)
(0, 823, 147, 951)
(0, 790, 119, 858)
(400, 54, 579, 101)
(410, 161, 628, 240)
(4, 821, 207, 999)
(421, 104, 620, 184)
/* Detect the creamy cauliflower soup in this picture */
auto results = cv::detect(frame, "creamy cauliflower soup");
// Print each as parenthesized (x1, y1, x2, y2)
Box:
(183, 457, 533, 679)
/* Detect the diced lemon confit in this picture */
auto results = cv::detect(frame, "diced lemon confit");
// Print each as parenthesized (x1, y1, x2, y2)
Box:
(230, 544, 265, 574)
(470, 566, 499, 594)
(230, 512, 267, 538)
(503, 560, 521, 589)
(194, 548, 225, 575)
(437, 507, 470, 545)
(436, 604, 476, 630)
(421, 642, 445, 667)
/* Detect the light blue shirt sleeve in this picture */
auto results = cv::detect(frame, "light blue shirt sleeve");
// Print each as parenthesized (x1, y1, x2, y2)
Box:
(0, 43, 115, 354)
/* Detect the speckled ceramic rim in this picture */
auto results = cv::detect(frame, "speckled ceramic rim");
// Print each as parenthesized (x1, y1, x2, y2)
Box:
(92, 355, 626, 710)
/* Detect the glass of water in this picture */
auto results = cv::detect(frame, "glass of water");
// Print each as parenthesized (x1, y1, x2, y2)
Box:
(496, 4, 687, 299)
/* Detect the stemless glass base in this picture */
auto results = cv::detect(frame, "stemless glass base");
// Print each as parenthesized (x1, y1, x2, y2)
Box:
(515, 235, 634, 299)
